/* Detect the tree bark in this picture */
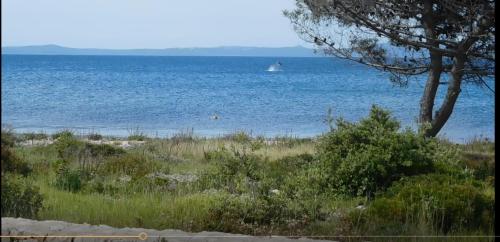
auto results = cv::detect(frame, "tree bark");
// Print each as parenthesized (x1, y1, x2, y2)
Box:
(419, 0, 443, 136)
(419, 52, 442, 125)
(424, 54, 465, 137)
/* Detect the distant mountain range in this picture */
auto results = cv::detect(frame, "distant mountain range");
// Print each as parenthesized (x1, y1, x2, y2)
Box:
(1, 44, 322, 57)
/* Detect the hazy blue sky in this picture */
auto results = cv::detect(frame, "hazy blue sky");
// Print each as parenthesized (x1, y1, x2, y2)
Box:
(1, 0, 309, 48)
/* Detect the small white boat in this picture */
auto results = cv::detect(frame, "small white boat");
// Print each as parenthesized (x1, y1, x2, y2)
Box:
(267, 61, 283, 72)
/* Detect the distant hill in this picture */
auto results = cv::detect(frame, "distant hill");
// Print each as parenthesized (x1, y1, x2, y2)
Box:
(1, 45, 322, 57)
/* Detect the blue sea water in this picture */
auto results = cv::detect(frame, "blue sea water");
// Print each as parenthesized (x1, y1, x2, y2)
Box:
(1, 55, 494, 142)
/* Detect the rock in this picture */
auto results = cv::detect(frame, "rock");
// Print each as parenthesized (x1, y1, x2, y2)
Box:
(165, 174, 198, 183)
(146, 172, 170, 180)
(1, 217, 339, 242)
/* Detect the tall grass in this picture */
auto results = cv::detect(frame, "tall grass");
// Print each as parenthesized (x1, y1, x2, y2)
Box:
(37, 178, 218, 231)
(142, 135, 315, 164)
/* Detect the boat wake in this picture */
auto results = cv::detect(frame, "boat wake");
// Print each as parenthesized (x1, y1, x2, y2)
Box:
(267, 62, 283, 72)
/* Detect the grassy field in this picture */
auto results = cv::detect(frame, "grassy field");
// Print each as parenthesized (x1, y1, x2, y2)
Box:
(1, 109, 495, 241)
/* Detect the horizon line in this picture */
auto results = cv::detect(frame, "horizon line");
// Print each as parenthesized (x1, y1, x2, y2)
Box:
(1, 44, 313, 50)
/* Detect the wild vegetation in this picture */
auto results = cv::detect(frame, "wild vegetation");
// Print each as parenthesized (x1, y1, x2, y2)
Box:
(1, 106, 495, 241)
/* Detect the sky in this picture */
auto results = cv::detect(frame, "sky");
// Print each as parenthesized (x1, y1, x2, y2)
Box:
(1, 0, 309, 49)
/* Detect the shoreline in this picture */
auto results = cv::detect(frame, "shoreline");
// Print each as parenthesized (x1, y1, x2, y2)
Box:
(3, 125, 495, 145)
(3, 128, 494, 147)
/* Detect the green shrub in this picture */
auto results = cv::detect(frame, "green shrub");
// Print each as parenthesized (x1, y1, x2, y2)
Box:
(317, 105, 436, 197)
(54, 161, 84, 192)
(275, 153, 314, 170)
(128, 128, 148, 141)
(207, 193, 302, 234)
(250, 136, 265, 151)
(128, 134, 147, 141)
(1, 130, 43, 218)
(51, 130, 74, 140)
(461, 151, 495, 181)
(53, 134, 83, 163)
(200, 149, 263, 194)
(1, 175, 43, 218)
(88, 133, 103, 141)
(357, 174, 495, 234)
(224, 131, 251, 144)
(202, 151, 326, 234)
(53, 135, 125, 176)
(265, 154, 316, 189)
(129, 175, 171, 193)
(1, 132, 32, 176)
(1, 128, 17, 147)
(473, 160, 495, 181)
(84, 178, 106, 194)
(84, 143, 125, 157)
(1, 145, 32, 176)
(233, 131, 251, 143)
(54, 135, 125, 160)
(433, 141, 493, 181)
(99, 153, 158, 179)
(280, 164, 327, 199)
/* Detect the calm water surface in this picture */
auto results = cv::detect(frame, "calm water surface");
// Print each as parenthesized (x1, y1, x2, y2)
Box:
(1, 55, 494, 142)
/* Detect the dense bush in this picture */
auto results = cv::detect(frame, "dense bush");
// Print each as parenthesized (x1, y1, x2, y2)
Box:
(200, 149, 264, 194)
(51, 136, 126, 192)
(99, 153, 158, 179)
(1, 142, 32, 176)
(1, 175, 44, 218)
(274, 153, 314, 170)
(1, 130, 43, 218)
(265, 154, 324, 197)
(84, 143, 125, 157)
(228, 131, 252, 144)
(250, 136, 265, 151)
(202, 151, 326, 234)
(1, 130, 32, 176)
(432, 140, 495, 182)
(54, 164, 84, 192)
(51, 130, 74, 140)
(317, 105, 436, 197)
(127, 128, 148, 141)
(54, 134, 84, 163)
(355, 174, 495, 234)
(128, 134, 148, 141)
(53, 135, 125, 174)
(207, 192, 310, 234)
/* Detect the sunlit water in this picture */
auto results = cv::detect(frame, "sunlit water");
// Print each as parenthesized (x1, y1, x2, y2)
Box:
(1, 55, 494, 142)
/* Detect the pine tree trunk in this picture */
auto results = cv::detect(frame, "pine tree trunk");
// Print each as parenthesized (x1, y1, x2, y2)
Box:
(419, 52, 442, 128)
(423, 54, 465, 137)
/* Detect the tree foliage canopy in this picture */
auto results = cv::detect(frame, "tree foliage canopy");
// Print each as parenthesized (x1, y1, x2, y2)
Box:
(285, 0, 495, 137)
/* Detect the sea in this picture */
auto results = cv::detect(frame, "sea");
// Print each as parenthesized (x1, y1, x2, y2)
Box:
(1, 55, 495, 143)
